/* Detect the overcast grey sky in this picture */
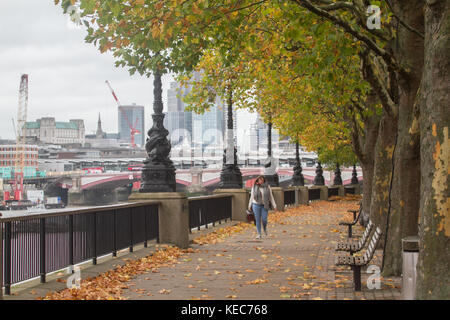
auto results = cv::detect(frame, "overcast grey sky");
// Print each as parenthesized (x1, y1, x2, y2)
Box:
(0, 0, 256, 142)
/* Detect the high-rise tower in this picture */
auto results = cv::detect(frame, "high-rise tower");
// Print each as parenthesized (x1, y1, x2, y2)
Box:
(118, 104, 145, 147)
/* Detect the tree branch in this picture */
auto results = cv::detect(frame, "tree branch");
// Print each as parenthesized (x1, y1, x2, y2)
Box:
(318, 1, 355, 11)
(351, 112, 366, 163)
(385, 0, 424, 39)
(342, 104, 365, 163)
(291, 0, 402, 73)
(360, 50, 397, 118)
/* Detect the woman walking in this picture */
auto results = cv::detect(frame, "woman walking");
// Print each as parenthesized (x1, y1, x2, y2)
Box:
(248, 176, 277, 239)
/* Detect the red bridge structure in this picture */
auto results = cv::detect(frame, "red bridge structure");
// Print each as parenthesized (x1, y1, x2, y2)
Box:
(67, 166, 362, 191)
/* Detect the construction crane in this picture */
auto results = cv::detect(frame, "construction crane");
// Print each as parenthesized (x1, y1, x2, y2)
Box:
(12, 74, 28, 201)
(105, 80, 140, 148)
(11, 118, 16, 139)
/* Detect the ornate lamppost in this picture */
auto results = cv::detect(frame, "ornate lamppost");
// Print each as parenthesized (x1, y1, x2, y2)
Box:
(140, 69, 176, 192)
(351, 164, 359, 185)
(291, 142, 305, 186)
(333, 163, 343, 185)
(313, 162, 325, 186)
(264, 121, 279, 187)
(218, 86, 242, 189)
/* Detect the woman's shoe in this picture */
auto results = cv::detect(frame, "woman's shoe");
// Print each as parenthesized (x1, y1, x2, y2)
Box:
(256, 234, 261, 239)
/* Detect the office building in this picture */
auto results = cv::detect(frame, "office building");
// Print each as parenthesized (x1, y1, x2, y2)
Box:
(165, 81, 193, 146)
(0, 144, 39, 178)
(118, 104, 145, 147)
(192, 97, 225, 152)
(24, 117, 85, 146)
(165, 77, 225, 154)
(254, 113, 279, 153)
(165, 111, 193, 146)
(167, 81, 188, 113)
(248, 123, 259, 152)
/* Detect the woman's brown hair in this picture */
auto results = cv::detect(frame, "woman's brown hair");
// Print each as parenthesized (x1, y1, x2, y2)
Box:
(254, 175, 266, 186)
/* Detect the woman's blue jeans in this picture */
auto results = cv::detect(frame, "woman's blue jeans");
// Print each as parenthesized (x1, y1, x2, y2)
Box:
(252, 203, 268, 235)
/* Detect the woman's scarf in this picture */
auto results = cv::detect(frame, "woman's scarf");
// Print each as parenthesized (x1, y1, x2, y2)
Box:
(253, 182, 271, 210)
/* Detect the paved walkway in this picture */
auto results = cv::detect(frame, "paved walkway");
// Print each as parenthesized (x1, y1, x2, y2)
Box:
(122, 200, 401, 300)
(4, 200, 402, 300)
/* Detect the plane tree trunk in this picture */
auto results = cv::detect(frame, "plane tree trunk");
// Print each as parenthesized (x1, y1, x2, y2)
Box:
(416, 0, 450, 299)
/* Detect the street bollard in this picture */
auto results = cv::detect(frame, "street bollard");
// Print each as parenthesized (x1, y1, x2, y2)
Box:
(402, 236, 419, 300)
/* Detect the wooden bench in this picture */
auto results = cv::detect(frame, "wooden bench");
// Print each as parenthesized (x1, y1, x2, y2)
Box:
(335, 226, 382, 291)
(338, 202, 362, 238)
(335, 220, 374, 255)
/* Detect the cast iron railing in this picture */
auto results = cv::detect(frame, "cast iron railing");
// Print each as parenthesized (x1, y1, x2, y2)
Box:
(284, 189, 296, 207)
(188, 194, 232, 232)
(1, 201, 159, 295)
(345, 186, 356, 194)
(328, 187, 340, 198)
(308, 188, 321, 201)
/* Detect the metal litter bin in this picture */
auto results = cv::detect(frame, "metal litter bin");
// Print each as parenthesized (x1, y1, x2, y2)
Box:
(402, 236, 419, 300)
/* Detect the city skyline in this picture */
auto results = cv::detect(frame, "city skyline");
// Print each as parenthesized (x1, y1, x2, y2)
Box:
(0, 0, 174, 141)
(0, 0, 257, 146)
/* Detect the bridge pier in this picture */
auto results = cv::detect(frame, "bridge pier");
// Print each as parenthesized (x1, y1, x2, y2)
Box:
(68, 188, 117, 206)
(187, 167, 205, 193)
(116, 186, 132, 202)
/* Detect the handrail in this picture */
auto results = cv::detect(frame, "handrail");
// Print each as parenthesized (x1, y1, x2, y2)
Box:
(188, 193, 232, 231)
(187, 193, 233, 202)
(0, 200, 161, 223)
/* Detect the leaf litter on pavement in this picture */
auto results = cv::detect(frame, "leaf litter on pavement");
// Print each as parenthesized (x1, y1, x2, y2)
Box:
(36, 197, 390, 300)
